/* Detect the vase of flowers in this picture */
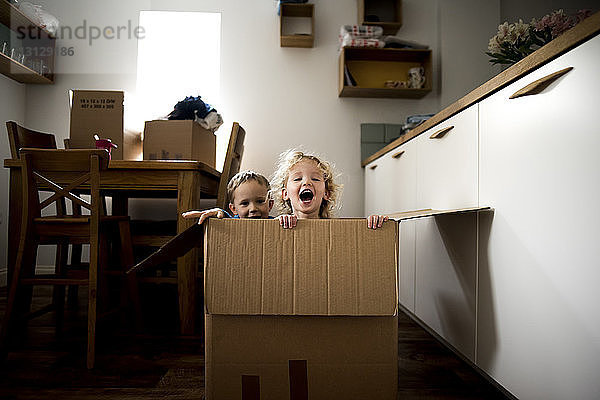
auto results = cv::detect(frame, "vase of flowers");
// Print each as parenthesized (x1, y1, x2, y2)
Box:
(486, 9, 592, 65)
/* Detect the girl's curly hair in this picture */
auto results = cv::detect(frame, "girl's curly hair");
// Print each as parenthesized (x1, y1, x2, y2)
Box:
(271, 149, 342, 218)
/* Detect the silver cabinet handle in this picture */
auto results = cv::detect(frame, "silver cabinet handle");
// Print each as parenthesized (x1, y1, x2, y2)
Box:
(392, 150, 405, 159)
(429, 126, 454, 139)
(509, 67, 573, 99)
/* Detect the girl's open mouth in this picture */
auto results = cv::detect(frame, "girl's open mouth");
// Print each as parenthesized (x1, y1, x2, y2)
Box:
(299, 189, 314, 203)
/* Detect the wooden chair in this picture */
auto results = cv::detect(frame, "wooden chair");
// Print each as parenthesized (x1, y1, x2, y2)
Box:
(0, 149, 137, 369)
(7, 121, 57, 157)
(7, 121, 85, 306)
(216, 122, 246, 209)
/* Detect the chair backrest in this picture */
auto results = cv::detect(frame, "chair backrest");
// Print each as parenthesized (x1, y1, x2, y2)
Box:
(19, 149, 109, 220)
(6, 121, 57, 159)
(216, 122, 246, 209)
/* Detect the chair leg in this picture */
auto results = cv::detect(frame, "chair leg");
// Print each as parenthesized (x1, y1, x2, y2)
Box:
(68, 203, 84, 308)
(87, 263, 98, 369)
(53, 241, 69, 337)
(86, 232, 105, 369)
(118, 220, 143, 331)
(67, 244, 83, 308)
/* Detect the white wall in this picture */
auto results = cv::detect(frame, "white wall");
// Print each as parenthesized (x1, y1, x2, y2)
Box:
(501, 0, 600, 23)
(439, 1, 501, 109)
(2, 0, 501, 276)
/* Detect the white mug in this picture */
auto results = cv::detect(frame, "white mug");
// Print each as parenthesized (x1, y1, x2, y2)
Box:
(408, 67, 425, 89)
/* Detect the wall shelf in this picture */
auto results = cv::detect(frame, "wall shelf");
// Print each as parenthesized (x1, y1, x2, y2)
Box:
(0, 0, 55, 84)
(279, 3, 314, 48)
(338, 47, 432, 98)
(358, 0, 402, 35)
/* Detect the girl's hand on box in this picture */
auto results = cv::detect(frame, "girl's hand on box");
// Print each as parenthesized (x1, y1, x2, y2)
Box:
(182, 208, 227, 225)
(277, 214, 298, 229)
(367, 214, 388, 229)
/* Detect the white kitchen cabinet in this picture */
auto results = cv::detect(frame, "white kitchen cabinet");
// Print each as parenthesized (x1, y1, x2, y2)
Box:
(478, 34, 600, 400)
(414, 213, 477, 362)
(416, 104, 479, 210)
(364, 139, 416, 216)
(398, 219, 416, 312)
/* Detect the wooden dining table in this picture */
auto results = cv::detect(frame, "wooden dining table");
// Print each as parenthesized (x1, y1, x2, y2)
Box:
(4, 158, 220, 335)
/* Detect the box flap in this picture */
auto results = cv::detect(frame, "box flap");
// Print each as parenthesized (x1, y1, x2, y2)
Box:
(204, 219, 398, 316)
(388, 206, 491, 221)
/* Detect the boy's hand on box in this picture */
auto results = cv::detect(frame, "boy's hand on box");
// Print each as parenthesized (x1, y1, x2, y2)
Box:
(367, 214, 389, 229)
(182, 208, 226, 225)
(277, 214, 297, 229)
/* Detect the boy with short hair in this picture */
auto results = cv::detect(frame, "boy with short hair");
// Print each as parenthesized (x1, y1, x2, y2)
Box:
(182, 170, 273, 224)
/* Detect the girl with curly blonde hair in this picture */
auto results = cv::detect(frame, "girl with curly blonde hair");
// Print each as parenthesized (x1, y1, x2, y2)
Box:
(271, 149, 341, 227)
(271, 149, 388, 229)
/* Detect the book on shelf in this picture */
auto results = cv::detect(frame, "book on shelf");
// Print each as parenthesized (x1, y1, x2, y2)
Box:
(344, 64, 357, 86)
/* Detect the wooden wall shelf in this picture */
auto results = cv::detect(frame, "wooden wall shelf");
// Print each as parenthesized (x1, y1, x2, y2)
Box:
(0, 51, 53, 84)
(279, 3, 314, 48)
(358, 0, 402, 35)
(338, 47, 432, 98)
(0, 0, 55, 84)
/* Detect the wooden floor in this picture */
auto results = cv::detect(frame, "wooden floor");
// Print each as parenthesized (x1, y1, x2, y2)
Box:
(0, 285, 509, 400)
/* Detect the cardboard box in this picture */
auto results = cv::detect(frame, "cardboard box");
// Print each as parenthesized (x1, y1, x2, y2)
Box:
(143, 120, 216, 167)
(69, 90, 127, 159)
(204, 219, 399, 400)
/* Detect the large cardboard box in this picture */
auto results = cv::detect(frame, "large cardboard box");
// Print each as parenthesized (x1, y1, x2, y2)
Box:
(69, 90, 131, 160)
(143, 120, 216, 167)
(204, 219, 399, 400)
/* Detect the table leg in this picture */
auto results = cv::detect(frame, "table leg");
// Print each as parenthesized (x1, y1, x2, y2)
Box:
(112, 195, 128, 216)
(177, 171, 201, 335)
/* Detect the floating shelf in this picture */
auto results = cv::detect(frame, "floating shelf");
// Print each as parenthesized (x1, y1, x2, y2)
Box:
(338, 47, 432, 98)
(279, 3, 314, 48)
(358, 0, 402, 35)
(0, 0, 55, 84)
(0, 51, 53, 84)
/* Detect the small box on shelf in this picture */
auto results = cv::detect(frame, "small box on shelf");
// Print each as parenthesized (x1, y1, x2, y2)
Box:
(279, 3, 314, 48)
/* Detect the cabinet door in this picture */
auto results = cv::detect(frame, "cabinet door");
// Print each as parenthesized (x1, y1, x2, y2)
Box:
(398, 219, 416, 312)
(364, 154, 393, 215)
(414, 213, 477, 362)
(478, 35, 600, 400)
(364, 158, 380, 217)
(364, 139, 416, 216)
(387, 139, 417, 213)
(416, 104, 478, 210)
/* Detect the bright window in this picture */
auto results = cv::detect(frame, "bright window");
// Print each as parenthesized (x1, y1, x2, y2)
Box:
(136, 11, 221, 125)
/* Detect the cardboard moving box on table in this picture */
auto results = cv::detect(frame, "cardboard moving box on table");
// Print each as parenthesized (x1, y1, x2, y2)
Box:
(143, 120, 216, 167)
(69, 90, 142, 160)
(204, 219, 398, 400)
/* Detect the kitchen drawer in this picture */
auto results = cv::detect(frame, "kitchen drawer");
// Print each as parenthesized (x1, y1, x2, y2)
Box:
(364, 139, 416, 215)
(416, 104, 478, 210)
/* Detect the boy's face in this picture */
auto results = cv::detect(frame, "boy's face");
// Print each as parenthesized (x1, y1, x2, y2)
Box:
(229, 180, 273, 218)
(282, 159, 329, 219)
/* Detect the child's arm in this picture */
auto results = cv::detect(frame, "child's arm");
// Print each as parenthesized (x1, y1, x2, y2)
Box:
(367, 214, 389, 229)
(182, 208, 231, 225)
(277, 214, 298, 229)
